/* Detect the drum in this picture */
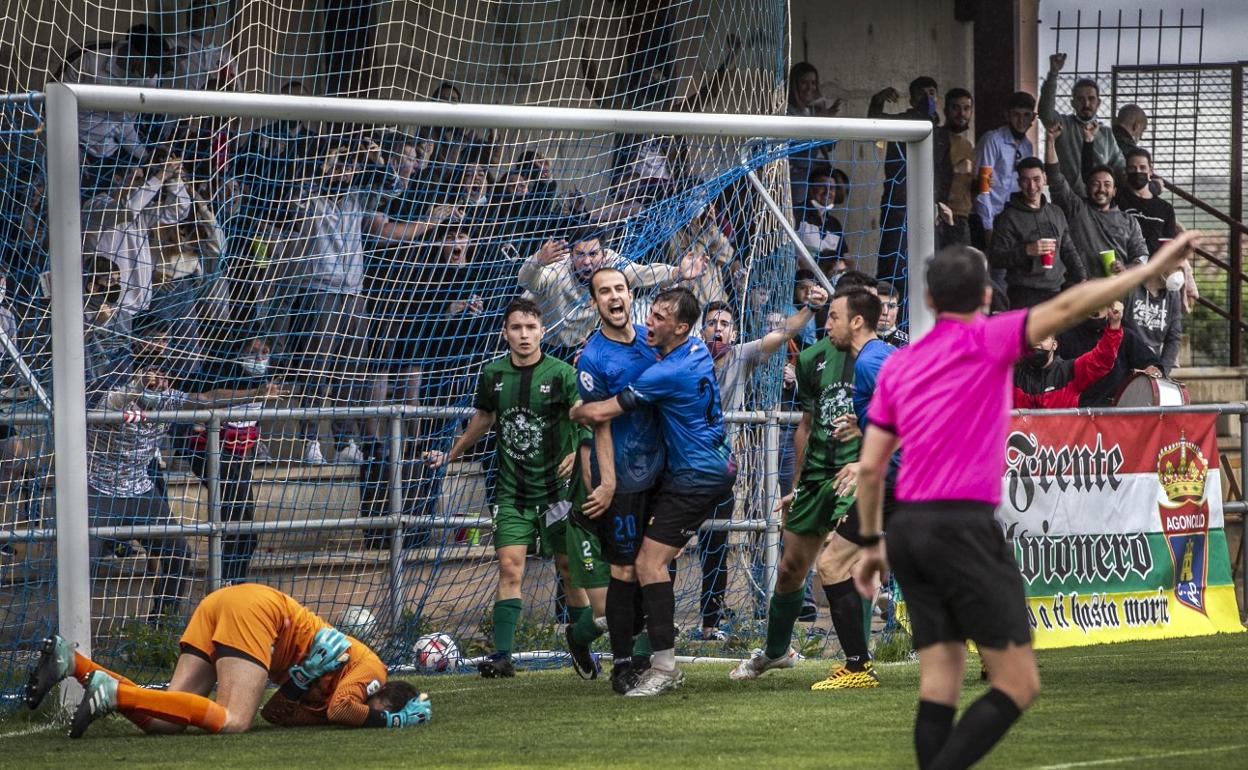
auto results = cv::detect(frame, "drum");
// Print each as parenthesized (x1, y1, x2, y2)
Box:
(1113, 373, 1190, 407)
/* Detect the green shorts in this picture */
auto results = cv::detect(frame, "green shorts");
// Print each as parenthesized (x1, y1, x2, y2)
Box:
(785, 478, 855, 539)
(565, 517, 609, 589)
(493, 502, 570, 557)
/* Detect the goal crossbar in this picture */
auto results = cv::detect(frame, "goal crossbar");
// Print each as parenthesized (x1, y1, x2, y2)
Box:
(42, 82, 936, 678)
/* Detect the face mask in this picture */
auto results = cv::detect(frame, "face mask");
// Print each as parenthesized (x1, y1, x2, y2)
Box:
(1166, 270, 1186, 293)
(1127, 172, 1150, 191)
(1085, 316, 1108, 334)
(1026, 348, 1051, 369)
(237, 356, 269, 377)
(811, 200, 836, 213)
(137, 389, 164, 410)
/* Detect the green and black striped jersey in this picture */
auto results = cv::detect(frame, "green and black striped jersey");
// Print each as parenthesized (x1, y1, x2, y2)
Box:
(795, 337, 860, 481)
(473, 353, 585, 509)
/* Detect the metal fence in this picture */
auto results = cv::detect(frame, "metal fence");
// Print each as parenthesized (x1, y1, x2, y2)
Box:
(5, 402, 1244, 639)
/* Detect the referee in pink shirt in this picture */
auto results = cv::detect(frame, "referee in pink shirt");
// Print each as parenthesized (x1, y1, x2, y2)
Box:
(852, 232, 1199, 769)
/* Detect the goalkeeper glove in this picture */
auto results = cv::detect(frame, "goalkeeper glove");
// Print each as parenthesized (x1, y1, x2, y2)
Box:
(289, 627, 350, 690)
(383, 694, 432, 728)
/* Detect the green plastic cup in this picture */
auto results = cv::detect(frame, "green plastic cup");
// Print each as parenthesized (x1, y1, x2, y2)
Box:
(1100, 249, 1117, 276)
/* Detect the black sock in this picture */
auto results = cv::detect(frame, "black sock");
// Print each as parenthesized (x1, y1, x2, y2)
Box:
(915, 700, 956, 769)
(824, 578, 870, 671)
(631, 578, 648, 636)
(930, 688, 1022, 770)
(606, 578, 637, 664)
(640, 581, 677, 653)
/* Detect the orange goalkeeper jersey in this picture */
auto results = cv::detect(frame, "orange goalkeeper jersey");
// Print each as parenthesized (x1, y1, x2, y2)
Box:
(261, 638, 388, 727)
(180, 584, 327, 682)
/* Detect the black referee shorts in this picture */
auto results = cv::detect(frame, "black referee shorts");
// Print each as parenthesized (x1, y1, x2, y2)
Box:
(645, 482, 735, 550)
(887, 501, 1032, 651)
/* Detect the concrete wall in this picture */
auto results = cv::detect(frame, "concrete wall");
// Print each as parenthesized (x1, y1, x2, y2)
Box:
(789, 0, 974, 267)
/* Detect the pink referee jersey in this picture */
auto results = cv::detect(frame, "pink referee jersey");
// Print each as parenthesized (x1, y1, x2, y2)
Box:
(867, 309, 1030, 505)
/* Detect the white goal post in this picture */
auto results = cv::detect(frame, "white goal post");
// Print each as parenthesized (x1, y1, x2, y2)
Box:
(44, 82, 935, 669)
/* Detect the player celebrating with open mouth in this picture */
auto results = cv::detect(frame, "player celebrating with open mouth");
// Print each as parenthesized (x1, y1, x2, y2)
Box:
(572, 287, 736, 697)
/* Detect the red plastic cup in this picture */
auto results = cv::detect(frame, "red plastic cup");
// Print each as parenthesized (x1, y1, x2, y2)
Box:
(1042, 251, 1055, 269)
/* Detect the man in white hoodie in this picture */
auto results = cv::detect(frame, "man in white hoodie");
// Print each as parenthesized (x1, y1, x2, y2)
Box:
(517, 226, 708, 361)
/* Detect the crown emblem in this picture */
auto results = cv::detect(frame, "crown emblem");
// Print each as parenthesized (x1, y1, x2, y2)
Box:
(1156, 432, 1208, 504)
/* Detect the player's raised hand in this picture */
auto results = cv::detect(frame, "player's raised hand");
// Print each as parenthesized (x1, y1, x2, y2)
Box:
(288, 627, 350, 689)
(384, 693, 432, 728)
(852, 542, 889, 600)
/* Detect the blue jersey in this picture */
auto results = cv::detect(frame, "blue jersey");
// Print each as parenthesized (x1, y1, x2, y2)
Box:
(577, 325, 665, 493)
(854, 337, 901, 470)
(621, 336, 736, 489)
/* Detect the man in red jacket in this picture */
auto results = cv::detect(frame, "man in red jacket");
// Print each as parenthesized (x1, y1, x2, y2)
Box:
(1013, 301, 1123, 408)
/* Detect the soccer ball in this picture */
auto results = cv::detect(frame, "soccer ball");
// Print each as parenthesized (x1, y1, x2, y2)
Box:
(413, 633, 460, 673)
(338, 606, 377, 638)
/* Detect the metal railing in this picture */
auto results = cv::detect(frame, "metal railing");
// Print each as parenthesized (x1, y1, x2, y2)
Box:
(0, 405, 788, 631)
(1158, 175, 1248, 365)
(4, 402, 1246, 627)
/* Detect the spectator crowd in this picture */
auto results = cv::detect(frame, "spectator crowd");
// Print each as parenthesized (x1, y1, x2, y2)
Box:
(0, 16, 1202, 626)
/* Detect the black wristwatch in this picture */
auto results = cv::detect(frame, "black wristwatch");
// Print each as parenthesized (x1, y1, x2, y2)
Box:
(858, 532, 884, 547)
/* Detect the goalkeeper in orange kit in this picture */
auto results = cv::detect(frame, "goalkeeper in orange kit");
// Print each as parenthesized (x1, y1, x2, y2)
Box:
(24, 584, 431, 737)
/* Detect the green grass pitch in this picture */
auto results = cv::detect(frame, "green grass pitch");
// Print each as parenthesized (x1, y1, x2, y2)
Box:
(3, 634, 1245, 769)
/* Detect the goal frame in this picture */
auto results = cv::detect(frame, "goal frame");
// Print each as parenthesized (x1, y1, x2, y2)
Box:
(44, 81, 935, 674)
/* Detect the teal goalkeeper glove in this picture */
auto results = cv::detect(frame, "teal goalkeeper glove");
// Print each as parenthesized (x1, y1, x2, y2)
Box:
(289, 627, 350, 690)
(383, 694, 432, 728)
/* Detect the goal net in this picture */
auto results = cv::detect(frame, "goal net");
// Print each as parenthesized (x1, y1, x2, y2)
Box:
(0, 1, 922, 700)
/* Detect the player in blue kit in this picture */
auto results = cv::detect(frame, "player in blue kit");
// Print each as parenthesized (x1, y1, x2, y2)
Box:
(569, 266, 666, 693)
(572, 287, 736, 697)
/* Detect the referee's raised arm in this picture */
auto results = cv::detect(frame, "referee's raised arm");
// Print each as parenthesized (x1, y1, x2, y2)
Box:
(1024, 231, 1199, 345)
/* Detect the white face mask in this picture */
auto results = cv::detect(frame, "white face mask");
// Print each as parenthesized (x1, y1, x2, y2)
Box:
(237, 356, 269, 377)
(811, 200, 836, 213)
(1165, 270, 1186, 293)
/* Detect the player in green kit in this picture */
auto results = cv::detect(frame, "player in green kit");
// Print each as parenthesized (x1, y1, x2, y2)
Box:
(730, 291, 869, 685)
(426, 298, 591, 678)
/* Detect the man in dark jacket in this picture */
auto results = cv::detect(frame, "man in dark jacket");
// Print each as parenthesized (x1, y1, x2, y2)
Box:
(1015, 302, 1123, 409)
(1045, 123, 1149, 279)
(989, 157, 1086, 309)
(1058, 305, 1161, 407)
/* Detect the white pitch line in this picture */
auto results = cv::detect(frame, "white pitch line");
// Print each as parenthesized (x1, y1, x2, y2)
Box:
(1030, 743, 1248, 769)
(0, 723, 57, 739)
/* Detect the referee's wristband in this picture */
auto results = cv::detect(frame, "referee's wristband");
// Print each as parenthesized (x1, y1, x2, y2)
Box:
(858, 532, 884, 547)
